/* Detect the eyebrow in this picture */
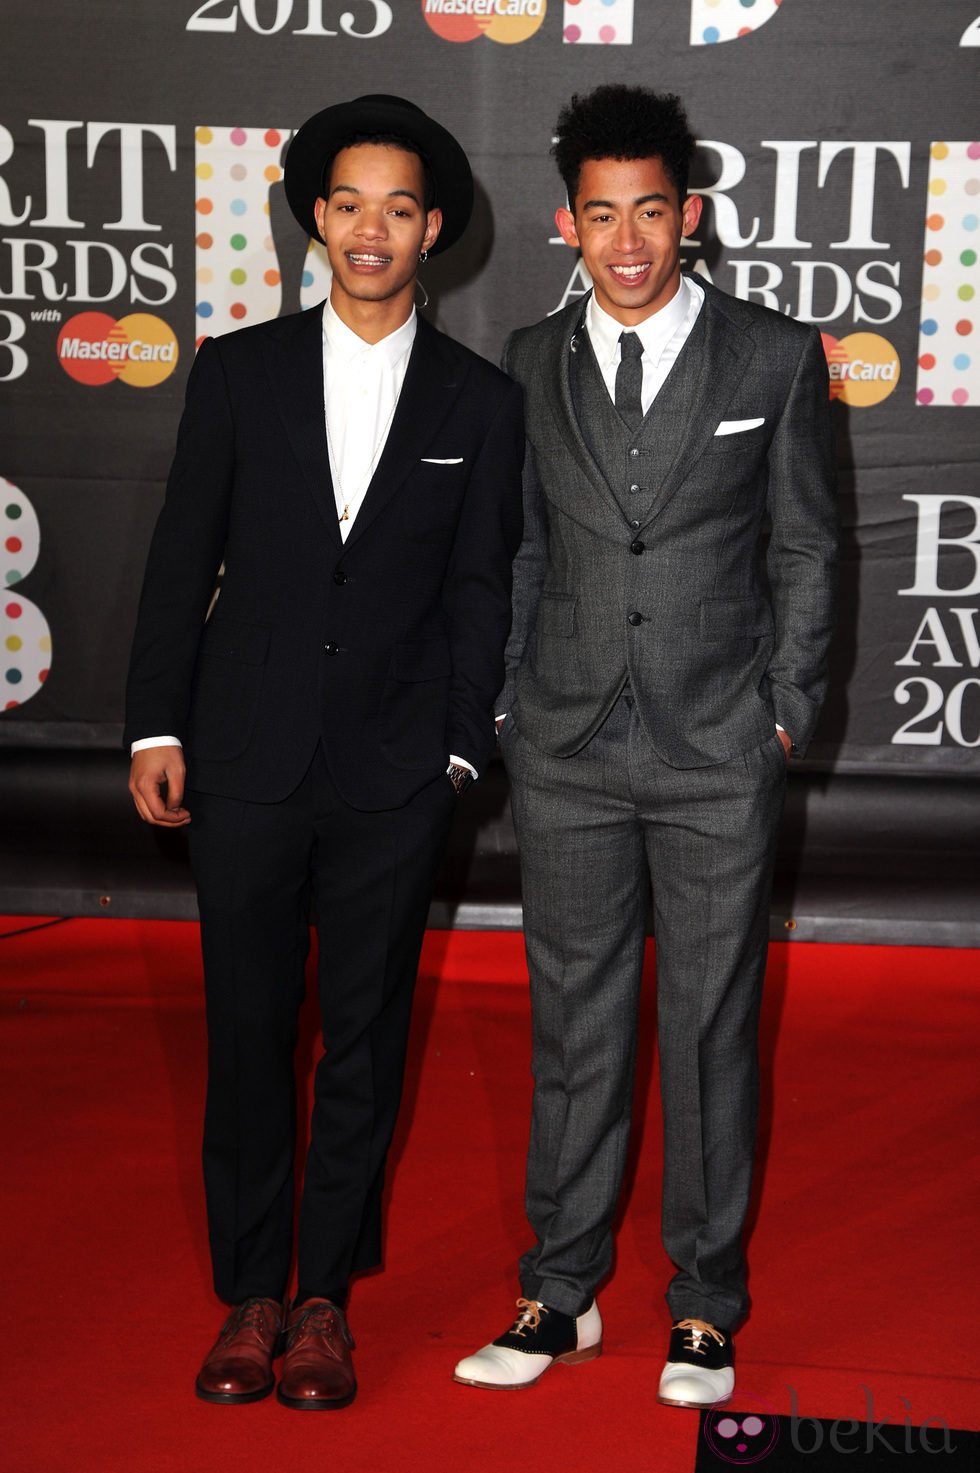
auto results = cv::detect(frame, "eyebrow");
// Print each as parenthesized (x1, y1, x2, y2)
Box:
(581, 192, 672, 210)
(329, 183, 422, 206)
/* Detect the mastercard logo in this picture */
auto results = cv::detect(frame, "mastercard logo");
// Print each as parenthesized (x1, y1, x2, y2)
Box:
(422, 0, 546, 45)
(57, 312, 179, 388)
(821, 331, 900, 408)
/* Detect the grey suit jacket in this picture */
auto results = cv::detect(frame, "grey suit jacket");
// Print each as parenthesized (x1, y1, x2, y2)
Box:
(499, 277, 838, 767)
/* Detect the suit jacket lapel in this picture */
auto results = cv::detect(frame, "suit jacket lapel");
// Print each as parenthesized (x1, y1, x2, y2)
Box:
(262, 302, 342, 546)
(639, 281, 757, 530)
(534, 297, 628, 525)
(342, 315, 465, 549)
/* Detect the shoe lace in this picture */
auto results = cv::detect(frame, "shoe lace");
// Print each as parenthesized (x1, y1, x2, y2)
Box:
(290, 1302, 328, 1334)
(510, 1298, 547, 1338)
(224, 1297, 275, 1337)
(676, 1318, 726, 1356)
(289, 1299, 354, 1347)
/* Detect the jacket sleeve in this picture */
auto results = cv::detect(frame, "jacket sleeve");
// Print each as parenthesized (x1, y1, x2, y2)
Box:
(440, 373, 525, 773)
(763, 326, 839, 752)
(123, 338, 234, 747)
(496, 331, 550, 716)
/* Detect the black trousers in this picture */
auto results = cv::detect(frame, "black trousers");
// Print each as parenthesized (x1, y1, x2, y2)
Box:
(187, 744, 456, 1307)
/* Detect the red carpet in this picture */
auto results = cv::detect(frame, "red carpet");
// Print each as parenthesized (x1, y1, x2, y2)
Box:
(1, 919, 978, 1471)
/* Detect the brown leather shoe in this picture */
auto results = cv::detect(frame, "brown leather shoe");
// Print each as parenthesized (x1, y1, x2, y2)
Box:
(195, 1297, 284, 1404)
(276, 1298, 357, 1409)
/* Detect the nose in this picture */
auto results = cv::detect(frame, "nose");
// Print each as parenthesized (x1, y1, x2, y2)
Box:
(356, 207, 387, 240)
(613, 215, 642, 254)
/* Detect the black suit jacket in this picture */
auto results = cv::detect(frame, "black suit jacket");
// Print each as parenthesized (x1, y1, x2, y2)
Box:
(500, 279, 838, 766)
(125, 305, 524, 810)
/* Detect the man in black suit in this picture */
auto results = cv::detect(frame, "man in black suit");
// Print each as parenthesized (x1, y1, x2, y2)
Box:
(454, 85, 837, 1406)
(126, 94, 523, 1410)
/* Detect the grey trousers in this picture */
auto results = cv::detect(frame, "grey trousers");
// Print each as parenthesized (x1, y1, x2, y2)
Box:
(502, 689, 787, 1332)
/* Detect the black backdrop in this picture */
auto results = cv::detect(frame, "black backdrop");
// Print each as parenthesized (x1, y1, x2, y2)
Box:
(2, 1, 979, 781)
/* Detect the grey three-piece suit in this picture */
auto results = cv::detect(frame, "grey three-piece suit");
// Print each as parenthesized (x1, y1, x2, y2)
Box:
(498, 276, 838, 1331)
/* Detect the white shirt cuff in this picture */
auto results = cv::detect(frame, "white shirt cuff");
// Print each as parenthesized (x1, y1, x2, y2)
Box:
(131, 736, 182, 755)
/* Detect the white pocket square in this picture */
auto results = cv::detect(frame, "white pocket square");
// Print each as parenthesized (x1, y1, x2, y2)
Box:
(714, 418, 765, 435)
(421, 456, 464, 464)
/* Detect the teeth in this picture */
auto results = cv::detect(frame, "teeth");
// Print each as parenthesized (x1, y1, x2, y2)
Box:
(349, 253, 389, 265)
(611, 264, 648, 278)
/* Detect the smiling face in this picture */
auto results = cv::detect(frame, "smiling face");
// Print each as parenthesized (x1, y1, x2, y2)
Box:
(313, 143, 442, 340)
(556, 155, 702, 326)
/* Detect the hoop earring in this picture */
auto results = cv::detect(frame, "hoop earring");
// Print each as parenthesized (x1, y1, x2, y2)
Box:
(419, 249, 429, 264)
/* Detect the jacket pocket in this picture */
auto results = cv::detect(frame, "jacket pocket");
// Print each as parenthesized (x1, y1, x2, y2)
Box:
(405, 465, 467, 542)
(706, 426, 770, 455)
(390, 638, 453, 681)
(381, 638, 453, 768)
(700, 597, 773, 640)
(198, 616, 270, 666)
(188, 617, 271, 761)
(536, 593, 577, 637)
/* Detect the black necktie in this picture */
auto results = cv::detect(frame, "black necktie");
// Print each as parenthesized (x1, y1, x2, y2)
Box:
(614, 331, 644, 431)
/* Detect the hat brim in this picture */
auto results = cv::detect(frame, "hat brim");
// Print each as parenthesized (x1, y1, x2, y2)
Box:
(284, 94, 474, 257)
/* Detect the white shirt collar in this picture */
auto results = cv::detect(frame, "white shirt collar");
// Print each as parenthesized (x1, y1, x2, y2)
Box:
(585, 276, 695, 369)
(322, 297, 417, 366)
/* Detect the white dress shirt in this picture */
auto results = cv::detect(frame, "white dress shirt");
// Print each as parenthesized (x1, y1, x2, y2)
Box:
(322, 298, 416, 540)
(585, 273, 704, 412)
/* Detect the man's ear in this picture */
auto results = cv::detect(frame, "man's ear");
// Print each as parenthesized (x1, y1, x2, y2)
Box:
(555, 206, 580, 250)
(422, 207, 443, 254)
(681, 193, 703, 239)
(313, 196, 328, 243)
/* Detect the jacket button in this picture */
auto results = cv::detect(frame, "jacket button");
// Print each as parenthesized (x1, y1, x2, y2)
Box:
(333, 571, 347, 585)
(628, 611, 643, 626)
(629, 483, 640, 493)
(629, 519, 641, 530)
(629, 447, 640, 458)
(630, 539, 645, 555)
(324, 642, 340, 656)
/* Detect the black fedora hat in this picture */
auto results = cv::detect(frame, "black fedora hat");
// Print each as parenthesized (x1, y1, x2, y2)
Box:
(284, 94, 474, 257)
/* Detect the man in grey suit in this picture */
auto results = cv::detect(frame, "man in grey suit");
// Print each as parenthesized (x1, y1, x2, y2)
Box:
(454, 84, 837, 1407)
